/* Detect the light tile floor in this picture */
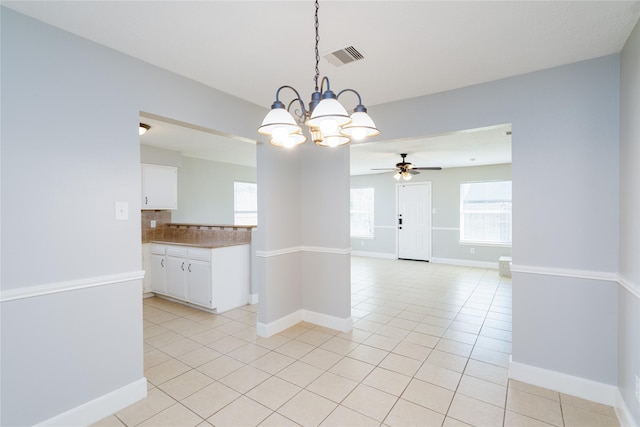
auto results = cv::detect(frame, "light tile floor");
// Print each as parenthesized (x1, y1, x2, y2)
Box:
(94, 257, 620, 427)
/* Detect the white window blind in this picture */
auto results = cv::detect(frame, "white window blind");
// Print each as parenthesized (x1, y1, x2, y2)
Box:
(234, 181, 257, 226)
(350, 188, 374, 238)
(460, 180, 512, 245)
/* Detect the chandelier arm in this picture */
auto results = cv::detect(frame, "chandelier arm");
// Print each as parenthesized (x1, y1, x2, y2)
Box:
(275, 85, 308, 118)
(320, 76, 331, 93)
(337, 88, 363, 106)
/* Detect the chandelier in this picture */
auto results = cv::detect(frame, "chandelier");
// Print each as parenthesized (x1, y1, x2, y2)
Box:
(258, 0, 380, 148)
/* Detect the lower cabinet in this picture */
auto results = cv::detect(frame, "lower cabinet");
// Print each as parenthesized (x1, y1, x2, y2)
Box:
(148, 243, 250, 312)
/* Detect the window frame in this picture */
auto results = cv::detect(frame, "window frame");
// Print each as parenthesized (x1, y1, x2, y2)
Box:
(459, 179, 512, 247)
(233, 181, 258, 226)
(350, 187, 375, 239)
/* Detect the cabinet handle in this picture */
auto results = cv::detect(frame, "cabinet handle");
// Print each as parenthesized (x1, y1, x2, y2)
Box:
(145, 196, 148, 205)
(181, 262, 185, 271)
(161, 259, 164, 267)
(188, 263, 192, 272)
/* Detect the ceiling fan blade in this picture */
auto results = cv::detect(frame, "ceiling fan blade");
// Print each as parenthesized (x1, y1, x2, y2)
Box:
(412, 167, 442, 170)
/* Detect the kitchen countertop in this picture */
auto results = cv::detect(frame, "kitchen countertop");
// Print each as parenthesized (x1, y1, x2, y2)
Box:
(150, 238, 250, 249)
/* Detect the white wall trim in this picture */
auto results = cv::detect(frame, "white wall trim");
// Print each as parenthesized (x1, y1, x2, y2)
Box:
(509, 360, 617, 407)
(303, 310, 353, 333)
(431, 257, 498, 269)
(36, 378, 147, 427)
(351, 251, 397, 259)
(257, 309, 352, 337)
(257, 310, 304, 337)
(249, 293, 259, 305)
(302, 246, 351, 255)
(511, 264, 618, 282)
(0, 270, 146, 303)
(255, 246, 351, 258)
(614, 388, 638, 427)
(512, 264, 640, 301)
(618, 275, 640, 300)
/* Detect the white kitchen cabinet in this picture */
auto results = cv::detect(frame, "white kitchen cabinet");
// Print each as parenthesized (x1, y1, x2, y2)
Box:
(150, 244, 167, 294)
(141, 243, 152, 294)
(141, 163, 177, 210)
(149, 243, 249, 312)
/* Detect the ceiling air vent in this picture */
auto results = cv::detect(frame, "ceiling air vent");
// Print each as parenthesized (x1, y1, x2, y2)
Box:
(324, 46, 364, 67)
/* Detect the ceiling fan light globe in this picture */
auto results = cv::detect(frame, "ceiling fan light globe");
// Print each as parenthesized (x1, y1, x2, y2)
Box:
(394, 172, 401, 180)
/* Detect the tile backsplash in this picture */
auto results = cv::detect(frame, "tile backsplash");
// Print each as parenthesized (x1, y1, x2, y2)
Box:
(141, 211, 253, 245)
(141, 210, 172, 243)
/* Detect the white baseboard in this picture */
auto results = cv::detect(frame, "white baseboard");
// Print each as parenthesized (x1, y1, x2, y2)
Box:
(431, 257, 498, 269)
(509, 360, 617, 406)
(257, 310, 303, 337)
(351, 251, 396, 259)
(303, 310, 353, 333)
(257, 309, 352, 337)
(36, 377, 147, 427)
(249, 293, 259, 304)
(614, 388, 638, 427)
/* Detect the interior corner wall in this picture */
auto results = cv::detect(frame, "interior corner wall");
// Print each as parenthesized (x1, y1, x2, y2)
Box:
(1, 8, 265, 426)
(618, 17, 640, 425)
(369, 55, 620, 386)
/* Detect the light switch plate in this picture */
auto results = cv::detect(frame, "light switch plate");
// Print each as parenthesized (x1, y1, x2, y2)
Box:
(115, 202, 129, 220)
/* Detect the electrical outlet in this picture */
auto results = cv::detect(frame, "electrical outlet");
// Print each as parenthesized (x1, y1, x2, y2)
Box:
(470, 247, 475, 254)
(150, 220, 157, 228)
(635, 375, 640, 402)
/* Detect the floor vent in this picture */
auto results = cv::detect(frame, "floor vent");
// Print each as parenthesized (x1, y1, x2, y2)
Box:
(324, 46, 365, 67)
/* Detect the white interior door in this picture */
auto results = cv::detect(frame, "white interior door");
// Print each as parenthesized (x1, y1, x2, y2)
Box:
(398, 182, 432, 261)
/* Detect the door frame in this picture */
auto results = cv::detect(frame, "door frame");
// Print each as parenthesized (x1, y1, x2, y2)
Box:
(395, 181, 433, 261)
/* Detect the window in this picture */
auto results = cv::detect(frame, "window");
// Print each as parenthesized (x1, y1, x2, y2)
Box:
(350, 188, 374, 238)
(460, 180, 512, 245)
(234, 181, 257, 226)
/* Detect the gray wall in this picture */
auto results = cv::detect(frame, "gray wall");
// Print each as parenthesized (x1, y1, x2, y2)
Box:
(619, 18, 640, 425)
(351, 163, 512, 264)
(1, 8, 265, 426)
(371, 55, 621, 387)
(141, 144, 257, 225)
(174, 157, 256, 225)
(2, 5, 639, 425)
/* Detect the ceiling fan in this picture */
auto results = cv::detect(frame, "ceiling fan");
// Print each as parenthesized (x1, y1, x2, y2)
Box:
(371, 153, 442, 181)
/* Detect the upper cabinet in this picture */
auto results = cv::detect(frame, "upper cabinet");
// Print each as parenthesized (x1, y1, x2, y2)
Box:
(141, 163, 178, 210)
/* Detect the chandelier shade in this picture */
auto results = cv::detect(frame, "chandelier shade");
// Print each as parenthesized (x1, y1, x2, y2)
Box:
(258, 104, 302, 137)
(341, 110, 381, 140)
(258, 0, 379, 148)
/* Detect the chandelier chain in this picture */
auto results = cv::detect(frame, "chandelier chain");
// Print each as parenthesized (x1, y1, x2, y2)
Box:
(314, 0, 320, 92)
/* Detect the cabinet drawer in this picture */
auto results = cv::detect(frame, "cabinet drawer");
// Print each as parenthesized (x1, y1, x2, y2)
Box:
(188, 248, 211, 261)
(166, 247, 188, 258)
(151, 244, 166, 255)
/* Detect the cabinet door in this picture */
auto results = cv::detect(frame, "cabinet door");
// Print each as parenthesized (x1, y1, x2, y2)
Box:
(187, 259, 212, 308)
(141, 164, 178, 210)
(166, 256, 187, 299)
(150, 254, 166, 294)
